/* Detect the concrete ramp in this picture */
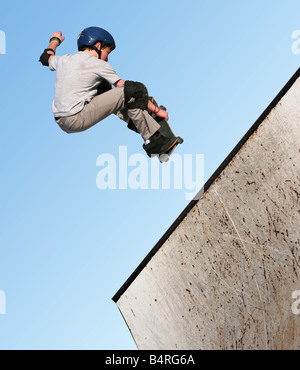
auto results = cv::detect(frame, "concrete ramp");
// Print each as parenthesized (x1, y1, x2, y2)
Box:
(113, 69, 300, 350)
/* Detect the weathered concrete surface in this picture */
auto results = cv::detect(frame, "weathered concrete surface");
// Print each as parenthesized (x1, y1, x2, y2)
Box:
(114, 71, 300, 350)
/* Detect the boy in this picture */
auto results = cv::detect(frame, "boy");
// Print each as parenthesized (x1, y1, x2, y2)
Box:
(39, 27, 183, 161)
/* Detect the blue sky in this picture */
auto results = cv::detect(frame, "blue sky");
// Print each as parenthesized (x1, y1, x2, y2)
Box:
(0, 0, 300, 350)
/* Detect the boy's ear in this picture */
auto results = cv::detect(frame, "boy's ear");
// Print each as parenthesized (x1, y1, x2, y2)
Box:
(95, 41, 102, 50)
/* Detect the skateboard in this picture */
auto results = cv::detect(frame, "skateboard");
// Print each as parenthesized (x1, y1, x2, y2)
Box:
(159, 136, 184, 163)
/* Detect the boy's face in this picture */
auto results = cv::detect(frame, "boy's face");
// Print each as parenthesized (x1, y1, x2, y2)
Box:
(100, 46, 112, 62)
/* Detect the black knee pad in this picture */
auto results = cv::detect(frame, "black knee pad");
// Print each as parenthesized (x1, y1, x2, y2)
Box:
(124, 81, 149, 110)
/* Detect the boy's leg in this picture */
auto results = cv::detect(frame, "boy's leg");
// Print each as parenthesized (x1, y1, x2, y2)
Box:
(56, 87, 125, 133)
(116, 108, 160, 139)
(117, 96, 182, 157)
(57, 84, 160, 139)
(126, 109, 160, 141)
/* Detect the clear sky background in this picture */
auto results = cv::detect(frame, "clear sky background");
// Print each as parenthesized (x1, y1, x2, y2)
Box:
(0, 0, 300, 350)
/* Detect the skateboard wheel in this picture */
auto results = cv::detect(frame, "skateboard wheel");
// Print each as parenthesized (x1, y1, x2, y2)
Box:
(159, 153, 170, 163)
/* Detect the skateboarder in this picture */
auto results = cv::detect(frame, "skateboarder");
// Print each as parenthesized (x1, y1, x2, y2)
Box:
(39, 27, 183, 161)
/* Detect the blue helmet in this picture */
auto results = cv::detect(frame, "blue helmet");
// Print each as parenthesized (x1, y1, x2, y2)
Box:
(77, 26, 116, 51)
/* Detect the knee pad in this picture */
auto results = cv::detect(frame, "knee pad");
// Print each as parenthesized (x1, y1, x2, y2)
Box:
(124, 81, 149, 110)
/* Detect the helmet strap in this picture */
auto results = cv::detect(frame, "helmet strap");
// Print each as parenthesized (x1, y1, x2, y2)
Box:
(91, 43, 103, 59)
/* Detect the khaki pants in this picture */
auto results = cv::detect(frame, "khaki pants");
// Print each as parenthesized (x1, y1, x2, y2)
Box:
(55, 86, 160, 141)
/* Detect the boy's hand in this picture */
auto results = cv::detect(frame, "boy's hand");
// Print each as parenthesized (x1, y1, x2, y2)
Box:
(155, 109, 169, 121)
(49, 31, 65, 46)
(147, 99, 169, 121)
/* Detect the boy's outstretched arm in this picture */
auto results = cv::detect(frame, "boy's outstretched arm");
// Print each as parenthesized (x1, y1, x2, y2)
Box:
(39, 31, 65, 67)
